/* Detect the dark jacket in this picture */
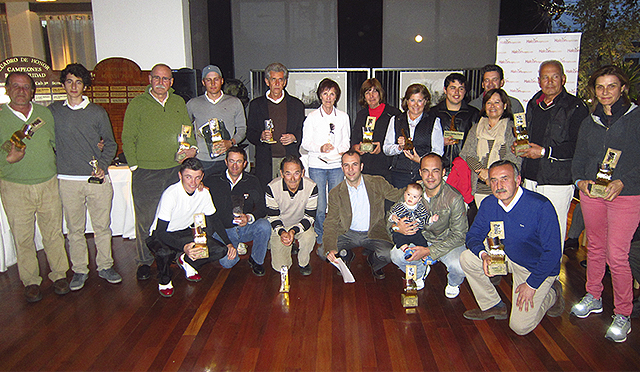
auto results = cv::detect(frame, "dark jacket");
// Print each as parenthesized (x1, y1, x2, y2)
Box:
(573, 103, 640, 196)
(431, 100, 479, 170)
(246, 91, 305, 186)
(351, 104, 402, 179)
(390, 111, 437, 174)
(523, 88, 588, 185)
(203, 171, 268, 229)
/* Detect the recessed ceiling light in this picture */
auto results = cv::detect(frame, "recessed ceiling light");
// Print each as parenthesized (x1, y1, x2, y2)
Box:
(415, 35, 423, 43)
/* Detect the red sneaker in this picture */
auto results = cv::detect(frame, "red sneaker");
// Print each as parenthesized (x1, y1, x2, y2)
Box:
(159, 282, 174, 298)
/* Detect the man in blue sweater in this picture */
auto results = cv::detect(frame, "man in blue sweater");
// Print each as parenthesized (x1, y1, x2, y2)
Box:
(460, 160, 564, 335)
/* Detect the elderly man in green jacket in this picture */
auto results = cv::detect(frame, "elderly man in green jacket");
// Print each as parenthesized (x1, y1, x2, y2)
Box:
(122, 63, 197, 281)
(325, 150, 404, 280)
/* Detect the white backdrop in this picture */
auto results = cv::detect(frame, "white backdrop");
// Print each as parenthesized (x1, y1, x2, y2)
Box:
(496, 33, 581, 108)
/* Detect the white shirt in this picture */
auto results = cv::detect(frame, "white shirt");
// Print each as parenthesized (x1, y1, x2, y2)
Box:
(301, 106, 351, 169)
(150, 181, 216, 233)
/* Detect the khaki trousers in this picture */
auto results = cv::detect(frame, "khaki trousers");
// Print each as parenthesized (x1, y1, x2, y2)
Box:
(0, 177, 68, 286)
(59, 178, 114, 274)
(269, 227, 315, 272)
(460, 249, 557, 335)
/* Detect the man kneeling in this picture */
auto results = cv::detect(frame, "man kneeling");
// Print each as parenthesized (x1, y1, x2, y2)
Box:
(148, 158, 237, 297)
(460, 160, 564, 335)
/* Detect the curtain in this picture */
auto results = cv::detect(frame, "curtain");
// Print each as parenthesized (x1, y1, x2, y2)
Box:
(0, 15, 11, 61)
(43, 14, 96, 70)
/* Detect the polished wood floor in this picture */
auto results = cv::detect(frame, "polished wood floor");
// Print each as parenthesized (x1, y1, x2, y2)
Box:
(1, 210, 639, 371)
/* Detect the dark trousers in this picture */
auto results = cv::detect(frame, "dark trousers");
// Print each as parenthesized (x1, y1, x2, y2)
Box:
(392, 231, 428, 248)
(147, 228, 226, 285)
(337, 230, 393, 271)
(131, 167, 180, 266)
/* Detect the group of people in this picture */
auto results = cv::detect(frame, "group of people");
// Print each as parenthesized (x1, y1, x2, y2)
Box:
(1, 58, 638, 343)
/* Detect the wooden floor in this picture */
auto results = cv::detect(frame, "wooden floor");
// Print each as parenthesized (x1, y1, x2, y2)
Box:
(1, 212, 640, 371)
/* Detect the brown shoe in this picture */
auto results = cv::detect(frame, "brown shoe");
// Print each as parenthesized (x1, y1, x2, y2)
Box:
(53, 279, 70, 295)
(464, 305, 508, 320)
(25, 285, 42, 303)
(547, 280, 565, 317)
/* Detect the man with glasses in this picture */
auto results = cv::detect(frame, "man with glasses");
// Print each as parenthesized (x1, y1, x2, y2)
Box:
(469, 64, 524, 114)
(122, 63, 197, 281)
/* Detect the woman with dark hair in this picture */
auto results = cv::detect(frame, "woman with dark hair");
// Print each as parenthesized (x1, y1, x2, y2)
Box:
(383, 83, 444, 188)
(351, 78, 401, 181)
(301, 78, 350, 248)
(460, 88, 520, 206)
(571, 65, 640, 343)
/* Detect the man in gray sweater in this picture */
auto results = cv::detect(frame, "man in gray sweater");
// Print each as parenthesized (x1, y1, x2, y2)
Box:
(187, 65, 246, 175)
(49, 63, 121, 291)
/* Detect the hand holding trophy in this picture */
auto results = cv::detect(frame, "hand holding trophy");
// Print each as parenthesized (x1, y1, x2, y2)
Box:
(175, 125, 193, 162)
(1, 117, 45, 153)
(263, 119, 277, 144)
(191, 213, 209, 260)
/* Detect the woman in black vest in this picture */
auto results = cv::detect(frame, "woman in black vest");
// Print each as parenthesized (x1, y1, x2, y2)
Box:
(351, 78, 402, 182)
(383, 83, 444, 188)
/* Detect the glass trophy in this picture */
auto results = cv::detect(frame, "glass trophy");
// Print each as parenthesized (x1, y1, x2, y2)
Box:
(513, 113, 530, 154)
(175, 125, 193, 162)
(486, 236, 507, 276)
(361, 116, 376, 153)
(88, 156, 104, 184)
(231, 195, 245, 225)
(400, 128, 414, 150)
(590, 148, 621, 198)
(279, 265, 290, 293)
(191, 213, 209, 260)
(401, 264, 418, 312)
(1, 117, 45, 153)
(263, 119, 277, 144)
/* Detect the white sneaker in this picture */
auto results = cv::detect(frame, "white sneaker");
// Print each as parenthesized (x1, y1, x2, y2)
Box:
(423, 265, 431, 279)
(445, 284, 460, 298)
(237, 242, 248, 255)
(415, 278, 425, 290)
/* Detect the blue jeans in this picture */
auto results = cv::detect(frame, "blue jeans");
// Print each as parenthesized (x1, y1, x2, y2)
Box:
(308, 167, 344, 244)
(219, 218, 270, 265)
(390, 244, 466, 286)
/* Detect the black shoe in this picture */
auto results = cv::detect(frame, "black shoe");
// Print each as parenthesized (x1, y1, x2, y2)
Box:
(299, 264, 312, 276)
(564, 238, 579, 250)
(366, 254, 385, 280)
(53, 279, 70, 295)
(291, 240, 300, 255)
(137, 264, 151, 281)
(248, 257, 266, 277)
(25, 285, 42, 303)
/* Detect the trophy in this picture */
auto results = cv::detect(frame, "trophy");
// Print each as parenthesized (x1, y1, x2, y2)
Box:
(486, 236, 507, 276)
(175, 125, 193, 162)
(88, 156, 104, 184)
(328, 123, 336, 145)
(400, 128, 414, 150)
(513, 113, 531, 154)
(443, 116, 464, 144)
(263, 119, 277, 144)
(279, 265, 290, 293)
(401, 264, 418, 312)
(231, 195, 245, 225)
(198, 118, 224, 158)
(361, 116, 376, 153)
(590, 148, 622, 198)
(1, 117, 45, 153)
(191, 213, 209, 260)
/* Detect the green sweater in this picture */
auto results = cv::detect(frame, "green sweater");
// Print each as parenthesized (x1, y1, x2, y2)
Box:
(122, 86, 194, 170)
(0, 103, 57, 185)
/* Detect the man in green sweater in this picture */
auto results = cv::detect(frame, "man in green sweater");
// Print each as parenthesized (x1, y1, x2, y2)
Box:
(0, 72, 69, 302)
(122, 64, 197, 281)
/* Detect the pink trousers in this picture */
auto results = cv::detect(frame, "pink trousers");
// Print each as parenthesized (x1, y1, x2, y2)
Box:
(581, 192, 640, 316)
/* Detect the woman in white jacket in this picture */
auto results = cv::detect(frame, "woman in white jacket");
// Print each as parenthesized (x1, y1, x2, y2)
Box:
(301, 78, 350, 248)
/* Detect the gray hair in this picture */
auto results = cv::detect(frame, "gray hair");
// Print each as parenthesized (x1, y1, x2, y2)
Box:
(265, 62, 289, 80)
(489, 160, 520, 178)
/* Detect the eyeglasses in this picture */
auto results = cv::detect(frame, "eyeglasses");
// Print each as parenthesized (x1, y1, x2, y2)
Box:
(151, 76, 172, 83)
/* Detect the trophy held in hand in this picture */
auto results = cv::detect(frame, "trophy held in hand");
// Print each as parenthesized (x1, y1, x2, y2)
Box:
(88, 156, 104, 184)
(361, 116, 376, 153)
(175, 125, 193, 162)
(1, 117, 45, 153)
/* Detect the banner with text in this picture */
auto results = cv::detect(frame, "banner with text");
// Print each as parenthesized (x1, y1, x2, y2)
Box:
(496, 33, 581, 108)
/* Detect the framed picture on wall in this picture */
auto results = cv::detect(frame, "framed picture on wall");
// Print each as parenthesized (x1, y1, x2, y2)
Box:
(399, 71, 463, 108)
(287, 71, 348, 115)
